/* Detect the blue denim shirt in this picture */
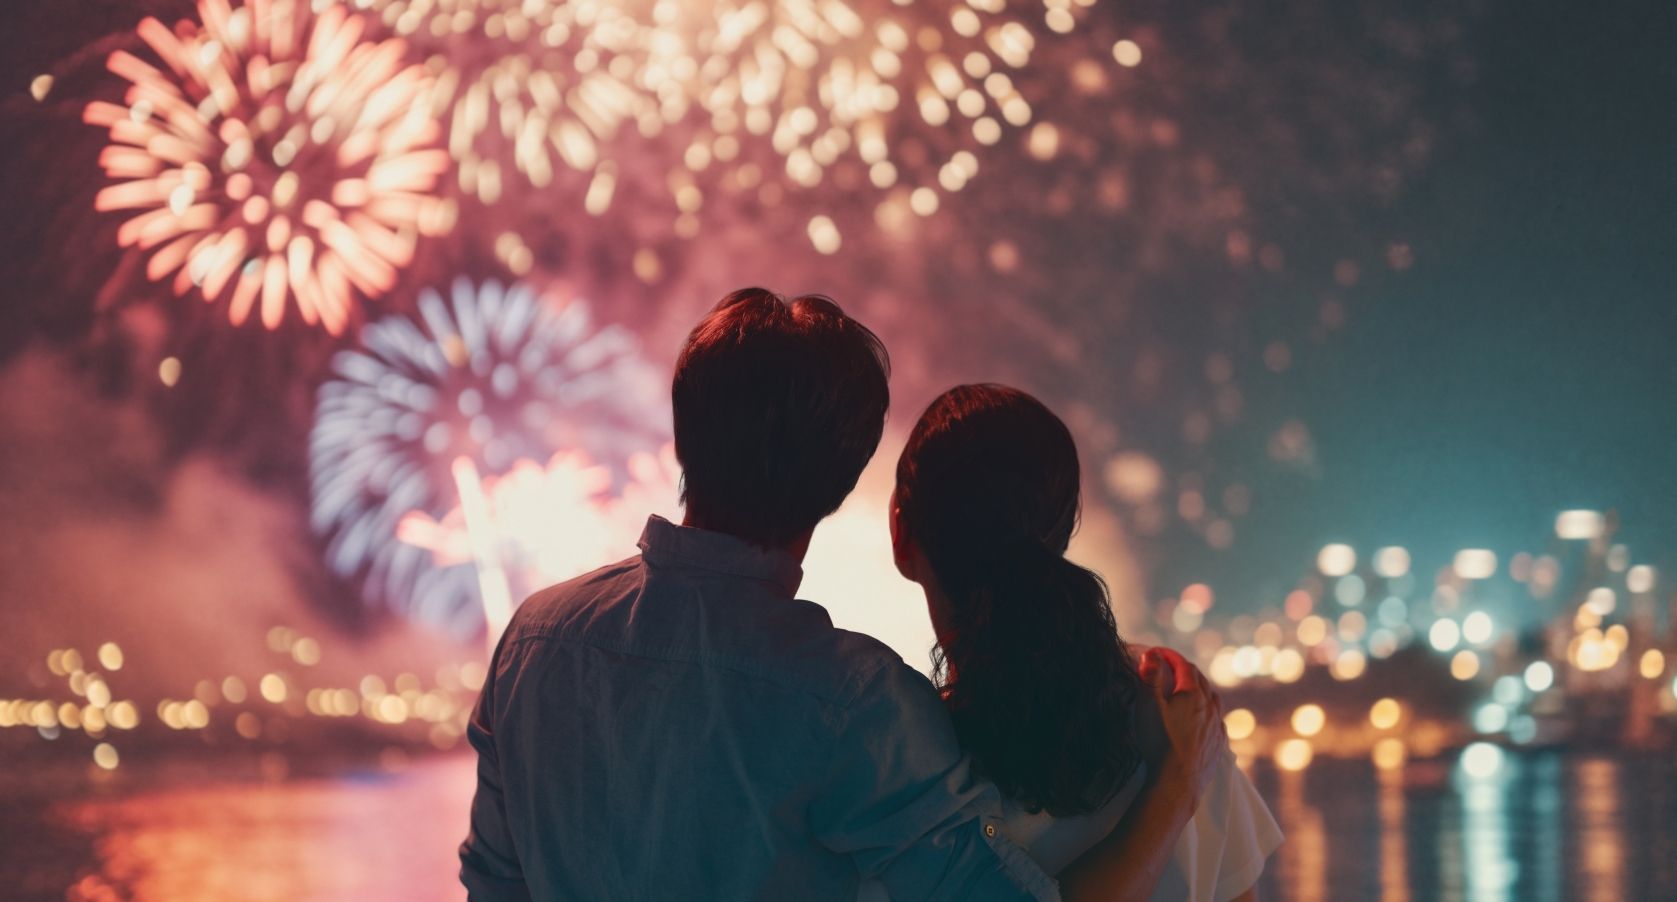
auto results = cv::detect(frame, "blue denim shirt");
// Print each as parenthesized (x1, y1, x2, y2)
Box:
(459, 516, 1059, 901)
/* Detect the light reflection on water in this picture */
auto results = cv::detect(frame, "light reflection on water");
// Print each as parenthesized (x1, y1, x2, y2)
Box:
(0, 750, 1672, 901)
(1377, 768, 1410, 902)
(1250, 750, 1676, 901)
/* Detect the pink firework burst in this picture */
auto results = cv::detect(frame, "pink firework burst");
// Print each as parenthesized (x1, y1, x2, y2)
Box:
(84, 0, 455, 334)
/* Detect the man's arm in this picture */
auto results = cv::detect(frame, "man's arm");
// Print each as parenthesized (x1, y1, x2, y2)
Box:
(458, 641, 533, 902)
(809, 659, 1059, 901)
(1059, 648, 1226, 902)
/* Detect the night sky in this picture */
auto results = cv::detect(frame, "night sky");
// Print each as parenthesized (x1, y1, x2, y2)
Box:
(1198, 0, 1677, 604)
(2, 0, 1672, 623)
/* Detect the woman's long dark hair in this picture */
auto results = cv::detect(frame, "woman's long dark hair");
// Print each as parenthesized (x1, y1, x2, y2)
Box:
(896, 384, 1145, 817)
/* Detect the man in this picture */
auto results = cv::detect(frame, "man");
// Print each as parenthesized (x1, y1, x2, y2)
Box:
(460, 288, 1223, 900)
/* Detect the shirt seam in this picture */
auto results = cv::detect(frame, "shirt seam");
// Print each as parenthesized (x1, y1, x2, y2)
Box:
(500, 629, 890, 710)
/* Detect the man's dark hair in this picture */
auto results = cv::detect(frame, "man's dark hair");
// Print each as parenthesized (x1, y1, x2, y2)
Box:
(672, 288, 890, 548)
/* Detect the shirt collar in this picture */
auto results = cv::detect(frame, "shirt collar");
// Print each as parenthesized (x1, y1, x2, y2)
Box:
(638, 515, 804, 597)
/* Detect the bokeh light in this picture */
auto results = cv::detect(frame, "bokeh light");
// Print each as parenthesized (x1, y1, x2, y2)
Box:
(1369, 698, 1402, 730)
(1459, 742, 1504, 779)
(1225, 707, 1256, 741)
(1276, 738, 1314, 772)
(1291, 703, 1326, 737)
(1317, 543, 1356, 577)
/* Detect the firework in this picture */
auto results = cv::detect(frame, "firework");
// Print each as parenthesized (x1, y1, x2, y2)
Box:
(355, 0, 659, 206)
(85, 0, 455, 334)
(396, 444, 680, 626)
(354, 0, 1085, 248)
(309, 277, 667, 634)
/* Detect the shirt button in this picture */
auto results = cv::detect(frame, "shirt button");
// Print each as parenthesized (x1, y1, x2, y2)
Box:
(984, 824, 997, 838)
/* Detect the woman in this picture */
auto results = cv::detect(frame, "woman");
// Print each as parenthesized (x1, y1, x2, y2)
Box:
(890, 384, 1282, 901)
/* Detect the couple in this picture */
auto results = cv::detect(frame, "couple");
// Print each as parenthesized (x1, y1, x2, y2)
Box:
(459, 289, 1280, 900)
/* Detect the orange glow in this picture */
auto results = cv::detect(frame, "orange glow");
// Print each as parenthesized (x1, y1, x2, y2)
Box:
(1276, 738, 1314, 772)
(1291, 704, 1326, 737)
(1372, 737, 1406, 770)
(1112, 39, 1143, 67)
(1370, 698, 1403, 730)
(259, 674, 287, 704)
(1225, 708, 1257, 741)
(1272, 648, 1306, 684)
(1297, 615, 1328, 647)
(1331, 649, 1367, 681)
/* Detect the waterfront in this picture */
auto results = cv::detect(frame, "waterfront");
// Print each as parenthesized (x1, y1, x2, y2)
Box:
(3, 749, 1673, 900)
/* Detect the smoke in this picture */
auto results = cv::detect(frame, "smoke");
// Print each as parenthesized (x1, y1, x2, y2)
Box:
(0, 350, 471, 701)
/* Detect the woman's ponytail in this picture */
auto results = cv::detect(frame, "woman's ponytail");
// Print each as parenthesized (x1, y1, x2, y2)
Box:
(931, 535, 1143, 816)
(898, 384, 1146, 816)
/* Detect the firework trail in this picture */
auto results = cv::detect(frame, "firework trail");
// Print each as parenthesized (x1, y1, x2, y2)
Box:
(85, 0, 455, 334)
(309, 277, 666, 634)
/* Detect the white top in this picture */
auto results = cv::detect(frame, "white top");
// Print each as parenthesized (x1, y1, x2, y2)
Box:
(998, 748, 1282, 902)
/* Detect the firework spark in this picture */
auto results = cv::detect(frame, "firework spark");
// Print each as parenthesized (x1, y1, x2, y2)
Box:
(355, 0, 1083, 248)
(356, 0, 660, 207)
(396, 444, 679, 615)
(85, 0, 455, 334)
(309, 277, 667, 634)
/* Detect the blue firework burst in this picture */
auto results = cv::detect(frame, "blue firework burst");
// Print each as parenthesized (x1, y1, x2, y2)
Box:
(309, 277, 666, 634)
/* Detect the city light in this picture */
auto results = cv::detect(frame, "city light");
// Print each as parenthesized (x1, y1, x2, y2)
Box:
(1453, 549, 1498, 580)
(1555, 509, 1605, 540)
(1460, 742, 1505, 779)
(1317, 543, 1357, 577)
(1298, 615, 1329, 647)
(1369, 698, 1403, 730)
(1291, 704, 1326, 737)
(1225, 708, 1257, 741)
(1373, 546, 1411, 578)
(1331, 649, 1369, 681)
(1372, 737, 1406, 770)
(1276, 738, 1314, 772)
(1462, 611, 1494, 646)
(1429, 618, 1462, 652)
(1473, 703, 1509, 734)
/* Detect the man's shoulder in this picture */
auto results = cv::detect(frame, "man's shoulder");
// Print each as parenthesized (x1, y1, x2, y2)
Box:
(506, 555, 643, 634)
(777, 615, 919, 708)
(498, 558, 915, 709)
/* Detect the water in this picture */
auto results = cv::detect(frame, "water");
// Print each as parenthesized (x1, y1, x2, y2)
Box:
(2, 750, 1673, 900)
(1250, 751, 1677, 901)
